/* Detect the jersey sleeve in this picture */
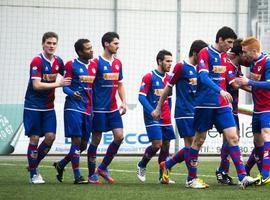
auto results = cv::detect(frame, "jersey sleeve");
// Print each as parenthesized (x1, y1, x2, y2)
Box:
(168, 63, 183, 87)
(265, 59, 270, 81)
(139, 73, 152, 96)
(30, 57, 42, 79)
(58, 57, 65, 76)
(118, 61, 123, 82)
(197, 48, 209, 73)
(226, 63, 237, 85)
(64, 61, 74, 78)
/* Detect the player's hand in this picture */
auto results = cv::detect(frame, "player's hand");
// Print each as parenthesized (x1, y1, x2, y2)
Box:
(59, 77, 72, 87)
(73, 91, 82, 100)
(151, 109, 161, 120)
(220, 90, 233, 103)
(235, 77, 249, 86)
(119, 102, 127, 115)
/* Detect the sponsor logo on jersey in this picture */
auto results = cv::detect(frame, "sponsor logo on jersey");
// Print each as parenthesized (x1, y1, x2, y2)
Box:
(103, 73, 119, 80)
(154, 89, 163, 96)
(250, 72, 261, 81)
(213, 65, 226, 73)
(43, 73, 57, 81)
(189, 78, 197, 85)
(79, 75, 95, 83)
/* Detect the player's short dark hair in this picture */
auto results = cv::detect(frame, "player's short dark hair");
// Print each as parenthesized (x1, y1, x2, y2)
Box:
(156, 49, 172, 65)
(42, 32, 58, 44)
(74, 39, 90, 56)
(189, 40, 208, 57)
(101, 32, 119, 48)
(231, 38, 243, 55)
(215, 26, 237, 43)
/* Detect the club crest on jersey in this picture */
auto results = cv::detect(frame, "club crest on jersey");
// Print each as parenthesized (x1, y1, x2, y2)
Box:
(92, 68, 96, 74)
(199, 59, 205, 67)
(79, 75, 95, 83)
(32, 66, 38, 71)
(55, 65, 59, 71)
(213, 65, 226, 73)
(140, 82, 146, 90)
(257, 66, 262, 72)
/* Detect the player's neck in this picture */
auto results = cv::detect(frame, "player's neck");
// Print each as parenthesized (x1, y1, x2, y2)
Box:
(102, 51, 114, 61)
(189, 57, 196, 66)
(43, 52, 54, 61)
(213, 43, 222, 53)
(156, 66, 165, 74)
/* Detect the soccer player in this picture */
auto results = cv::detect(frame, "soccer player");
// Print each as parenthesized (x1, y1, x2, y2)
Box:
(236, 36, 270, 185)
(24, 32, 71, 184)
(215, 39, 251, 185)
(184, 27, 257, 189)
(136, 50, 176, 183)
(87, 32, 126, 184)
(152, 40, 208, 184)
(53, 39, 96, 184)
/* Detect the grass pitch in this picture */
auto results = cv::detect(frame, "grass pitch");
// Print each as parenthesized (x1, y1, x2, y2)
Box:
(0, 156, 268, 200)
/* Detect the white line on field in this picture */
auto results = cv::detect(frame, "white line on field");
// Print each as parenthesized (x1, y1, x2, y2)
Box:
(0, 162, 234, 178)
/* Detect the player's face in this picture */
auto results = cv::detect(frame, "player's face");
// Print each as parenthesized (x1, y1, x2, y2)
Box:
(106, 38, 119, 55)
(81, 42, 93, 60)
(161, 55, 173, 73)
(42, 37, 58, 56)
(242, 45, 255, 63)
(220, 38, 234, 52)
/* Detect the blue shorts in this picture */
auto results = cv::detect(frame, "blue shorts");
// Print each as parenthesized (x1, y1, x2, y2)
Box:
(92, 110, 123, 132)
(194, 107, 236, 132)
(175, 117, 195, 138)
(23, 109, 56, 137)
(146, 125, 175, 142)
(64, 110, 92, 141)
(252, 112, 270, 133)
(216, 113, 240, 133)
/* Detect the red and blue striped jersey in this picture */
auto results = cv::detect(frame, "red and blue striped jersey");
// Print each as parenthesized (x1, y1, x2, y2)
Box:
(249, 53, 270, 113)
(63, 59, 97, 115)
(168, 61, 197, 118)
(24, 53, 64, 111)
(139, 70, 172, 126)
(92, 56, 123, 113)
(196, 45, 229, 108)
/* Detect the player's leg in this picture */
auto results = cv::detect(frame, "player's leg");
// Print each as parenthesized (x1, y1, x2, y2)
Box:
(220, 108, 258, 188)
(257, 112, 270, 185)
(185, 108, 211, 188)
(97, 111, 123, 183)
(24, 109, 44, 184)
(137, 126, 162, 182)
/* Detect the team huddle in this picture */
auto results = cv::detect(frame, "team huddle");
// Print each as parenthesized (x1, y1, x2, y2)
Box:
(23, 27, 270, 189)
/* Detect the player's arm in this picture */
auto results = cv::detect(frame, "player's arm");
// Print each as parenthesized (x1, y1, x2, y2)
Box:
(138, 73, 154, 115)
(118, 81, 127, 115)
(152, 85, 172, 120)
(31, 58, 71, 91)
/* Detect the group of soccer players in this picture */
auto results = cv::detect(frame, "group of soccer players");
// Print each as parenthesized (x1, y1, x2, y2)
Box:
(23, 26, 270, 189)
(136, 26, 270, 189)
(24, 31, 126, 184)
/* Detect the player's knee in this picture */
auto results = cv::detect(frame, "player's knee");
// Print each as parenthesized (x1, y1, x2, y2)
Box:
(45, 134, 55, 145)
(227, 135, 239, 146)
(114, 137, 124, 145)
(194, 137, 205, 148)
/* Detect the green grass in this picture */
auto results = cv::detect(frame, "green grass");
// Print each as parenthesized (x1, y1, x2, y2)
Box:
(0, 157, 269, 200)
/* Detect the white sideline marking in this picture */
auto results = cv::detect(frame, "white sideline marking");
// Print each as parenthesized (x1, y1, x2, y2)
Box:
(0, 162, 231, 178)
